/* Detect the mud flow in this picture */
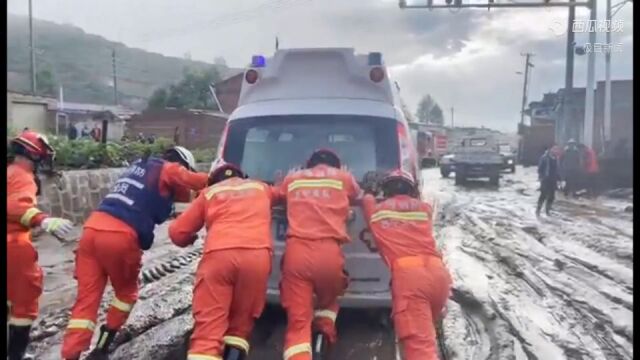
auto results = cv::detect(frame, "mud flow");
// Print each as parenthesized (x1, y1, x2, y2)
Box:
(27, 167, 632, 360)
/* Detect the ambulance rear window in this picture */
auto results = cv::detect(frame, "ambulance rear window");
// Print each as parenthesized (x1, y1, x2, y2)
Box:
(223, 115, 399, 184)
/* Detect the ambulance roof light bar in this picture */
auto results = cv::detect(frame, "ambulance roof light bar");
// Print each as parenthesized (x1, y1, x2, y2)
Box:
(251, 55, 266, 68)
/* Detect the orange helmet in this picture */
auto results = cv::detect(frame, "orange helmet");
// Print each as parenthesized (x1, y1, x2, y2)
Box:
(10, 130, 55, 163)
(208, 159, 246, 185)
(306, 148, 341, 169)
(380, 169, 418, 198)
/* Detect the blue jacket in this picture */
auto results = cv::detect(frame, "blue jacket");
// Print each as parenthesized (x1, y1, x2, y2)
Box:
(97, 157, 174, 250)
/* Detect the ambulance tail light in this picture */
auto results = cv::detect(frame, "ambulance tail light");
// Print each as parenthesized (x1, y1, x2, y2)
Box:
(370, 67, 385, 83)
(245, 69, 259, 84)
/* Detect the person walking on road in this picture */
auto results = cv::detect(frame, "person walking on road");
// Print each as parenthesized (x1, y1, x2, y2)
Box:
(60, 146, 208, 360)
(537, 145, 561, 216)
(169, 161, 278, 360)
(360, 169, 452, 360)
(560, 139, 583, 198)
(278, 149, 362, 360)
(7, 131, 75, 360)
(580, 143, 600, 198)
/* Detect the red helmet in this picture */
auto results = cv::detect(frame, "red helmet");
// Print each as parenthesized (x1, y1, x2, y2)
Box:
(208, 159, 246, 185)
(306, 148, 341, 169)
(10, 130, 55, 163)
(380, 169, 418, 198)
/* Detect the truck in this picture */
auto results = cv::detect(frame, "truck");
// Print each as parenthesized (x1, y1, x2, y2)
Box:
(408, 122, 448, 168)
(452, 136, 503, 186)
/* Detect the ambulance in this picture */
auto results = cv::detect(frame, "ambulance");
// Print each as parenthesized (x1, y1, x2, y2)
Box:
(213, 48, 419, 308)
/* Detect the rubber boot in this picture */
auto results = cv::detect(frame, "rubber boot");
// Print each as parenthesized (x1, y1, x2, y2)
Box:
(536, 201, 543, 217)
(223, 345, 247, 360)
(8, 325, 31, 360)
(86, 325, 118, 359)
(545, 201, 552, 216)
(311, 331, 329, 360)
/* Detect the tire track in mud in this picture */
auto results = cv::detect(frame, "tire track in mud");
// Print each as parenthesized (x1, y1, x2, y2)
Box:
(432, 169, 633, 360)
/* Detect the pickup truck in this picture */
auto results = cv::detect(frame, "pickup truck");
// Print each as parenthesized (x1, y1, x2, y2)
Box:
(452, 137, 503, 187)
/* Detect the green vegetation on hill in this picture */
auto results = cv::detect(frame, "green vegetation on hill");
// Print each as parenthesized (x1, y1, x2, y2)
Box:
(7, 15, 238, 110)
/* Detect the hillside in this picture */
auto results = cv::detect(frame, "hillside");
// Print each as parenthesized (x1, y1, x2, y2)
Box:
(7, 15, 240, 110)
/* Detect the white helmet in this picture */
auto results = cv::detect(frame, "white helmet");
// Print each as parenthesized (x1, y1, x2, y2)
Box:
(171, 146, 196, 171)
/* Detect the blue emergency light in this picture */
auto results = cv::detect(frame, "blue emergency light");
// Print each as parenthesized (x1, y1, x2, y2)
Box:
(368, 52, 383, 66)
(251, 55, 266, 68)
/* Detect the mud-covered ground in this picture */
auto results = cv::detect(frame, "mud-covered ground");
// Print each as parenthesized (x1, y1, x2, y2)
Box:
(27, 166, 633, 360)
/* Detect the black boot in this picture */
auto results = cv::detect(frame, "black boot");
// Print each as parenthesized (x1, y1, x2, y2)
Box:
(545, 202, 553, 216)
(223, 345, 247, 360)
(536, 201, 543, 217)
(311, 331, 329, 360)
(87, 325, 118, 358)
(8, 325, 31, 360)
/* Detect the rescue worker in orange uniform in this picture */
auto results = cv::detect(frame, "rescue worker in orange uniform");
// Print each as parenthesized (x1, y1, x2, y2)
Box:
(279, 149, 362, 360)
(168, 161, 276, 360)
(361, 170, 452, 360)
(7, 131, 75, 360)
(61, 146, 209, 360)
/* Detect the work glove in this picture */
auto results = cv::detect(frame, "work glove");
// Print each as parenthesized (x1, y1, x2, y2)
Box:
(40, 217, 74, 239)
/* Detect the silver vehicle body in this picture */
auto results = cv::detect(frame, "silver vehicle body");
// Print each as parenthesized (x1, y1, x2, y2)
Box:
(215, 48, 420, 308)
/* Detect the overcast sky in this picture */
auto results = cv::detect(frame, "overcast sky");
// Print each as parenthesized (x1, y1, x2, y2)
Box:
(7, 0, 633, 132)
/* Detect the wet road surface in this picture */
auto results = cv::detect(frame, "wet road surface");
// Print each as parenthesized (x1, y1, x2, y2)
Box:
(27, 167, 632, 359)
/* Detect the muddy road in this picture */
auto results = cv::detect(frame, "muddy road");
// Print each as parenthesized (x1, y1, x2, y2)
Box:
(27, 167, 632, 359)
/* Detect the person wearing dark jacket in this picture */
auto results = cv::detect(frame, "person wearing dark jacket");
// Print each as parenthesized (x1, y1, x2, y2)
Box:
(537, 145, 561, 216)
(560, 139, 582, 197)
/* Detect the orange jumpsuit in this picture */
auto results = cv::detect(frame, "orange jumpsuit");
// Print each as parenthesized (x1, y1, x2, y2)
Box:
(362, 194, 452, 360)
(61, 162, 208, 359)
(7, 162, 50, 327)
(279, 165, 361, 360)
(169, 177, 277, 359)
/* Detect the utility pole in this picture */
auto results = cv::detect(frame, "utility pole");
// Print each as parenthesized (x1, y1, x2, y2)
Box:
(112, 49, 119, 106)
(450, 106, 454, 128)
(603, 0, 612, 148)
(583, 0, 597, 148)
(28, 0, 37, 95)
(519, 53, 535, 126)
(559, 0, 576, 144)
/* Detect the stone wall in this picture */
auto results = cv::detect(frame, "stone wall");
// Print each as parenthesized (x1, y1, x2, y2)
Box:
(37, 163, 212, 224)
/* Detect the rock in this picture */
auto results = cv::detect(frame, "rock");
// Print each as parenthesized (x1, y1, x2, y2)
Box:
(624, 205, 633, 213)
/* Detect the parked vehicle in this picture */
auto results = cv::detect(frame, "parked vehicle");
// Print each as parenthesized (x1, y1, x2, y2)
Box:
(212, 48, 421, 308)
(439, 153, 455, 178)
(452, 137, 503, 186)
(498, 143, 517, 173)
(408, 122, 448, 168)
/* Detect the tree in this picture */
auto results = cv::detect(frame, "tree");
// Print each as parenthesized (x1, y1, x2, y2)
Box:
(415, 94, 444, 125)
(429, 104, 444, 126)
(147, 67, 222, 110)
(147, 88, 168, 109)
(36, 69, 57, 97)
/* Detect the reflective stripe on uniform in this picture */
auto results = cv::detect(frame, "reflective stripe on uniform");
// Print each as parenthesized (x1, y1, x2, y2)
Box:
(205, 182, 264, 200)
(223, 335, 250, 353)
(288, 179, 343, 192)
(66, 319, 96, 331)
(8, 317, 33, 326)
(314, 309, 337, 323)
(111, 297, 134, 312)
(370, 210, 429, 223)
(187, 353, 222, 360)
(105, 193, 134, 206)
(116, 178, 145, 189)
(283, 343, 312, 360)
(20, 208, 42, 227)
